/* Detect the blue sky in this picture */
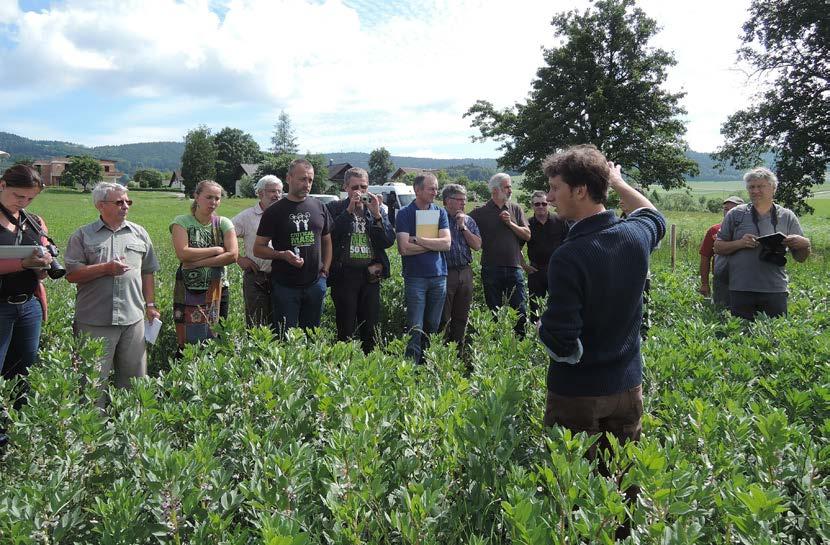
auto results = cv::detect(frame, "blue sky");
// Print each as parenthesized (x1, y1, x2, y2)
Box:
(0, 0, 754, 157)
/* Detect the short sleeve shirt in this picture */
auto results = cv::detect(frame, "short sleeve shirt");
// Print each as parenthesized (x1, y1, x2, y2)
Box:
(232, 204, 272, 273)
(699, 224, 720, 258)
(469, 200, 528, 268)
(395, 202, 449, 277)
(65, 219, 160, 326)
(717, 204, 804, 293)
(169, 214, 234, 290)
(446, 214, 480, 269)
(257, 197, 331, 288)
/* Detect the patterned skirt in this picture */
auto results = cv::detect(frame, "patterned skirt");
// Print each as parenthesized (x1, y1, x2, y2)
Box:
(173, 266, 229, 348)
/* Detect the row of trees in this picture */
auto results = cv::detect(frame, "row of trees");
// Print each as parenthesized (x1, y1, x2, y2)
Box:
(466, 0, 828, 214)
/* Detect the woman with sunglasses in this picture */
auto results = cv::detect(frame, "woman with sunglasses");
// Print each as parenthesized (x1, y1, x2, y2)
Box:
(522, 190, 569, 318)
(0, 165, 54, 446)
(170, 180, 237, 350)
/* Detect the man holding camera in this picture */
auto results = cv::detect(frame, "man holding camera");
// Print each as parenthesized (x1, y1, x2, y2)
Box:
(326, 167, 395, 353)
(714, 167, 811, 320)
(65, 182, 159, 404)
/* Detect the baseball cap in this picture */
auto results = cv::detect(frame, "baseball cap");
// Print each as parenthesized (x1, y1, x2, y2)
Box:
(723, 196, 744, 205)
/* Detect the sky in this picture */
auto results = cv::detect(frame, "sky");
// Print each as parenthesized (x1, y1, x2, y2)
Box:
(0, 0, 757, 158)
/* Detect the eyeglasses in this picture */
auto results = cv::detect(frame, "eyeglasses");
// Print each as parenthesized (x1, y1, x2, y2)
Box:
(532, 202, 548, 207)
(102, 199, 133, 206)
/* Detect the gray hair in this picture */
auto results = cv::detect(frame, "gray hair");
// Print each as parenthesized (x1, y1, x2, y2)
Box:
(743, 167, 778, 191)
(413, 172, 437, 190)
(343, 167, 369, 187)
(530, 190, 547, 201)
(441, 183, 466, 201)
(255, 175, 282, 194)
(488, 172, 511, 192)
(92, 182, 126, 205)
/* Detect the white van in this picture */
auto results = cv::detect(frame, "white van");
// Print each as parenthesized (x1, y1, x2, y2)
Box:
(340, 182, 416, 225)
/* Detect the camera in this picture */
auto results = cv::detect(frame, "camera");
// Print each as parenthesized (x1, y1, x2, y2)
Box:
(360, 193, 373, 204)
(759, 245, 787, 267)
(37, 244, 66, 279)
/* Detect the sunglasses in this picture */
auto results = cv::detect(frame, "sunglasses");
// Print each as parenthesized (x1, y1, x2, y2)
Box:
(532, 202, 548, 207)
(102, 199, 133, 206)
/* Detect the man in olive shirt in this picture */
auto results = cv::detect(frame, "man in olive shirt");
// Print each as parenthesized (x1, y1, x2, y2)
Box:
(65, 182, 159, 404)
(469, 172, 531, 333)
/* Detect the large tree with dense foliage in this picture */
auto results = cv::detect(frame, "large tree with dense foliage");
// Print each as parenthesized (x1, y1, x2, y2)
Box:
(368, 147, 395, 184)
(133, 168, 164, 189)
(271, 110, 299, 155)
(714, 0, 829, 215)
(214, 127, 262, 195)
(180, 125, 217, 194)
(61, 155, 103, 192)
(465, 0, 697, 191)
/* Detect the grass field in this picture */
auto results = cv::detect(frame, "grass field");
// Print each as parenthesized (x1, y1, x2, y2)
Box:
(2, 188, 828, 544)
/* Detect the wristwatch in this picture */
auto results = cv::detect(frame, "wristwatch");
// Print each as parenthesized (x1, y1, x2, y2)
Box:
(146, 303, 156, 308)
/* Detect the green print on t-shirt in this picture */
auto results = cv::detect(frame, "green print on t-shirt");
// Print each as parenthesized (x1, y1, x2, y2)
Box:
(290, 231, 315, 247)
(350, 232, 371, 260)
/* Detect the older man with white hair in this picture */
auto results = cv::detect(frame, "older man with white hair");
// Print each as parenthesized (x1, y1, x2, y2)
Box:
(64, 182, 159, 404)
(469, 172, 531, 334)
(232, 174, 283, 327)
(714, 167, 811, 320)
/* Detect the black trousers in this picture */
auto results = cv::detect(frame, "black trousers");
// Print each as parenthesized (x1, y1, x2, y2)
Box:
(330, 267, 381, 354)
(527, 267, 548, 319)
(729, 290, 788, 320)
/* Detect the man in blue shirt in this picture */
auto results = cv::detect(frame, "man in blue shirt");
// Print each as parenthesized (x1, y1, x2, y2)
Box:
(439, 184, 481, 357)
(539, 145, 665, 456)
(539, 145, 665, 539)
(396, 173, 451, 364)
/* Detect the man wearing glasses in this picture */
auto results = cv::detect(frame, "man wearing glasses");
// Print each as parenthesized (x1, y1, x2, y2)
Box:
(65, 182, 159, 406)
(522, 190, 569, 318)
(439, 184, 481, 357)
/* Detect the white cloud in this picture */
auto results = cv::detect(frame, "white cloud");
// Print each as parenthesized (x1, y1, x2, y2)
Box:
(0, 0, 754, 155)
(0, 0, 19, 25)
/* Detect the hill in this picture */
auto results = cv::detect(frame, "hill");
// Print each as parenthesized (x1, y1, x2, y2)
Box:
(1, 130, 776, 182)
(0, 132, 184, 177)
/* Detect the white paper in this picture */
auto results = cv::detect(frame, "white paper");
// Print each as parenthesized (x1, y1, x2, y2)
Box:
(0, 245, 42, 259)
(144, 318, 162, 344)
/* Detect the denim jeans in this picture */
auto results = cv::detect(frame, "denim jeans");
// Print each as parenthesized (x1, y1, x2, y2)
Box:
(0, 297, 42, 410)
(270, 276, 327, 335)
(481, 265, 527, 333)
(404, 275, 447, 364)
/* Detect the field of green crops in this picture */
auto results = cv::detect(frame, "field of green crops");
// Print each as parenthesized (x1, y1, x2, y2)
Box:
(1, 189, 828, 544)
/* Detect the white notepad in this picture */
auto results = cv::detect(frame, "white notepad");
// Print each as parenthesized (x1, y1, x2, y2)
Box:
(144, 318, 162, 344)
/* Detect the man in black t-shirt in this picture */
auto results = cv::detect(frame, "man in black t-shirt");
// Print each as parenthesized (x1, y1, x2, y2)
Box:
(522, 190, 569, 318)
(254, 159, 332, 334)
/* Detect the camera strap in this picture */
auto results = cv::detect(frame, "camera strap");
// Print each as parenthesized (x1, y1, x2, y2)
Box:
(749, 203, 778, 236)
(0, 202, 24, 245)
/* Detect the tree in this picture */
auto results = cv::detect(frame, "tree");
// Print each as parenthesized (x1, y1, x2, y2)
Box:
(254, 153, 295, 182)
(62, 155, 103, 192)
(464, 0, 698, 192)
(304, 153, 330, 194)
(714, 0, 829, 215)
(214, 127, 263, 195)
(181, 125, 217, 194)
(271, 110, 298, 155)
(368, 147, 395, 184)
(133, 168, 164, 189)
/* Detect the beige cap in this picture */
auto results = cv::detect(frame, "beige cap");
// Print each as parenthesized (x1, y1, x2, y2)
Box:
(723, 196, 744, 205)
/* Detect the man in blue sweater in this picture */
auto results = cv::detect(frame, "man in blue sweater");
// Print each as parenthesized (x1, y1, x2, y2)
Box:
(539, 145, 665, 455)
